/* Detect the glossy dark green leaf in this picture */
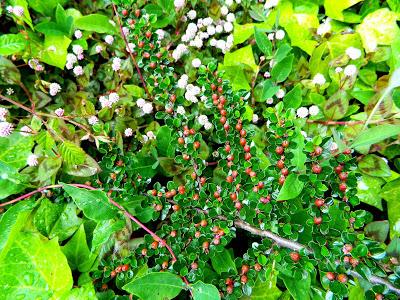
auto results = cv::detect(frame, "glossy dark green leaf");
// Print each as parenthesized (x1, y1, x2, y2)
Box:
(254, 27, 272, 56)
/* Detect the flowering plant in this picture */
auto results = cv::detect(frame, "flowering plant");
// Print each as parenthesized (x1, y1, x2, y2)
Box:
(1, 0, 400, 299)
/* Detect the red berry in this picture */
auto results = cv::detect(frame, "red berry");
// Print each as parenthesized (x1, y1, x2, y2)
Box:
(200, 219, 208, 227)
(191, 262, 198, 270)
(339, 183, 347, 192)
(194, 141, 201, 149)
(244, 153, 251, 161)
(122, 9, 128, 16)
(135, 9, 141, 17)
(275, 146, 284, 155)
(220, 116, 226, 124)
(281, 168, 289, 176)
(240, 275, 248, 284)
(290, 252, 300, 262)
(226, 285, 234, 294)
(241, 264, 250, 274)
(375, 294, 383, 300)
(335, 165, 343, 174)
(225, 278, 233, 286)
(240, 138, 246, 146)
(282, 140, 289, 148)
(254, 263, 262, 271)
(230, 193, 237, 201)
(315, 198, 324, 207)
(235, 202, 242, 210)
(314, 216, 322, 225)
(202, 241, 209, 249)
(277, 160, 285, 169)
(339, 172, 348, 181)
(226, 176, 233, 183)
(314, 146, 323, 156)
(326, 272, 335, 281)
(115, 266, 122, 273)
(178, 185, 185, 194)
(279, 176, 285, 185)
(225, 144, 231, 152)
(240, 129, 246, 137)
(243, 145, 251, 152)
(121, 264, 129, 272)
(312, 164, 322, 174)
(151, 241, 158, 249)
(110, 270, 116, 278)
(343, 148, 352, 155)
(337, 274, 348, 283)
(235, 123, 242, 131)
(178, 137, 184, 145)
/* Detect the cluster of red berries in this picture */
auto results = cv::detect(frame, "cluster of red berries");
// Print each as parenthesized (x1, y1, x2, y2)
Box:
(335, 164, 348, 194)
(109, 264, 130, 278)
(325, 272, 348, 283)
(275, 139, 290, 185)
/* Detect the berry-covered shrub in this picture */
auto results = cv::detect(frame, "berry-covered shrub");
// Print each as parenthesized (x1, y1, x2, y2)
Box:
(1, 0, 400, 299)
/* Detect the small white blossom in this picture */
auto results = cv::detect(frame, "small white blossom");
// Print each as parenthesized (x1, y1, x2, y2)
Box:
(147, 131, 156, 139)
(6, 6, 13, 13)
(226, 13, 235, 23)
(192, 58, 201, 68)
(112, 57, 121, 71)
(172, 44, 189, 61)
(104, 35, 114, 45)
(122, 27, 129, 37)
(54, 108, 64, 117)
(49, 83, 61, 96)
(204, 122, 213, 130)
(225, 0, 233, 6)
(72, 45, 83, 56)
(309, 105, 320, 116)
(268, 33, 275, 41)
(177, 74, 188, 89)
(74, 30, 82, 39)
(346, 47, 362, 60)
(109, 92, 119, 104)
(124, 128, 133, 137)
(73, 65, 83, 76)
(276, 89, 285, 98)
(203, 17, 213, 26)
(264, 72, 271, 78)
(177, 106, 185, 115)
(344, 64, 357, 77)
(88, 116, 98, 125)
(95, 45, 103, 53)
(174, 0, 185, 9)
(99, 96, 112, 108)
(187, 10, 197, 19)
(6, 88, 14, 95)
(137, 98, 146, 108)
(20, 125, 32, 136)
(215, 25, 223, 34)
(207, 26, 216, 36)
(224, 22, 233, 33)
(264, 0, 279, 9)
(275, 30, 285, 40)
(335, 67, 343, 73)
(296, 107, 309, 118)
(312, 73, 326, 85)
(0, 122, 13, 137)
(156, 29, 165, 40)
(13, 6, 24, 16)
(266, 98, 274, 104)
(0, 108, 8, 121)
(198, 115, 208, 125)
(221, 6, 229, 16)
(142, 102, 153, 114)
(252, 114, 259, 123)
(27, 154, 38, 167)
(301, 131, 308, 138)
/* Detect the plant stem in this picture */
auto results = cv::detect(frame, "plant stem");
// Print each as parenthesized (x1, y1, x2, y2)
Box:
(112, 4, 152, 100)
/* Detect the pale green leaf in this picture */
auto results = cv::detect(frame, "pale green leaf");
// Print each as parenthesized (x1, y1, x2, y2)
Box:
(0, 34, 26, 55)
(211, 249, 237, 274)
(41, 34, 71, 69)
(75, 14, 116, 33)
(381, 178, 400, 238)
(325, 0, 362, 21)
(277, 174, 304, 201)
(351, 124, 400, 150)
(192, 281, 220, 300)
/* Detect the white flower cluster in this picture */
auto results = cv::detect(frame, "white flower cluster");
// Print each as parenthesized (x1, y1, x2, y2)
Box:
(49, 83, 61, 96)
(317, 18, 331, 36)
(312, 73, 326, 85)
(88, 116, 99, 125)
(54, 108, 64, 117)
(7, 6, 24, 16)
(345, 47, 362, 60)
(0, 122, 13, 137)
(0, 108, 8, 121)
(27, 154, 39, 167)
(172, 44, 189, 61)
(72, 45, 84, 60)
(104, 35, 114, 45)
(192, 58, 201, 68)
(198, 114, 212, 130)
(185, 84, 201, 103)
(28, 58, 44, 71)
(124, 128, 133, 137)
(296, 105, 320, 118)
(112, 57, 121, 71)
(95, 45, 103, 53)
(74, 30, 82, 39)
(177, 74, 189, 89)
(137, 98, 153, 114)
(142, 131, 156, 142)
(99, 92, 119, 108)
(155, 29, 166, 40)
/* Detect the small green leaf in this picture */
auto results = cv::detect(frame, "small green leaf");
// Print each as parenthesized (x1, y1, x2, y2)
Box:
(271, 54, 294, 83)
(62, 184, 118, 221)
(91, 219, 125, 251)
(281, 272, 311, 300)
(283, 84, 302, 109)
(0, 34, 26, 55)
(254, 27, 272, 56)
(191, 281, 220, 300)
(59, 141, 86, 165)
(74, 14, 116, 33)
(122, 272, 184, 300)
(262, 80, 280, 101)
(41, 34, 71, 69)
(324, 0, 362, 21)
(381, 178, 400, 238)
(277, 174, 304, 201)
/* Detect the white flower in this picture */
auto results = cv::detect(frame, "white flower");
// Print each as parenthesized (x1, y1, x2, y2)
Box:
(204, 122, 213, 130)
(49, 83, 61, 96)
(198, 115, 208, 125)
(13, 6, 24, 16)
(147, 131, 156, 139)
(6, 6, 13, 13)
(74, 30, 82, 39)
(275, 30, 285, 40)
(309, 105, 320, 116)
(192, 58, 201, 68)
(317, 20, 331, 36)
(126, 43, 135, 53)
(27, 154, 38, 167)
(269, 59, 276, 68)
(20, 125, 32, 136)
(112, 57, 121, 71)
(266, 98, 274, 104)
(335, 67, 343, 73)
(156, 29, 166, 40)
(72, 45, 83, 55)
(137, 98, 146, 108)
(172, 44, 188, 61)
(215, 25, 223, 33)
(264, 0, 279, 9)
(174, 0, 185, 9)
(124, 128, 133, 137)
(66, 53, 77, 66)
(301, 131, 308, 138)
(100, 96, 112, 108)
(216, 40, 226, 50)
(296, 107, 309, 118)
(142, 102, 153, 114)
(264, 72, 271, 78)
(73, 65, 83, 76)
(226, 13, 235, 23)
(330, 142, 338, 151)
(55, 108, 64, 117)
(344, 64, 357, 77)
(95, 45, 103, 53)
(104, 35, 114, 45)
(221, 6, 229, 16)
(203, 17, 213, 26)
(346, 47, 362, 60)
(276, 89, 285, 98)
(312, 73, 326, 85)
(6, 88, 14, 95)
(224, 22, 233, 33)
(225, 0, 233, 6)
(268, 33, 275, 41)
(187, 10, 197, 19)
(252, 114, 259, 123)
(88, 116, 98, 125)
(176, 106, 185, 115)
(109, 92, 119, 104)
(0, 122, 13, 137)
(177, 74, 189, 89)
(0, 108, 8, 121)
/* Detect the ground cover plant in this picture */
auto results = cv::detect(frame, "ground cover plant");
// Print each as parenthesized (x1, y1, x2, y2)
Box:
(1, 0, 400, 299)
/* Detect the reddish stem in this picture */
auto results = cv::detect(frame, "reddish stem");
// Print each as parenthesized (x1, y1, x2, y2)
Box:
(112, 4, 152, 100)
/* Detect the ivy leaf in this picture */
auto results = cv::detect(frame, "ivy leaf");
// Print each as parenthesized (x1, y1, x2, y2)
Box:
(122, 272, 185, 300)
(62, 184, 118, 221)
(48, 202, 82, 242)
(381, 178, 400, 238)
(0, 34, 26, 55)
(323, 90, 349, 120)
(351, 124, 400, 150)
(277, 174, 304, 201)
(359, 154, 391, 177)
(191, 281, 220, 300)
(0, 161, 30, 200)
(62, 224, 97, 272)
(0, 231, 73, 299)
(211, 248, 237, 274)
(59, 141, 86, 165)
(224, 45, 259, 74)
(254, 27, 272, 56)
(74, 14, 116, 33)
(271, 54, 294, 83)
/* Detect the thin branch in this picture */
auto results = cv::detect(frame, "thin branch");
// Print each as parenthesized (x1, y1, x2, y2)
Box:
(112, 4, 152, 100)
